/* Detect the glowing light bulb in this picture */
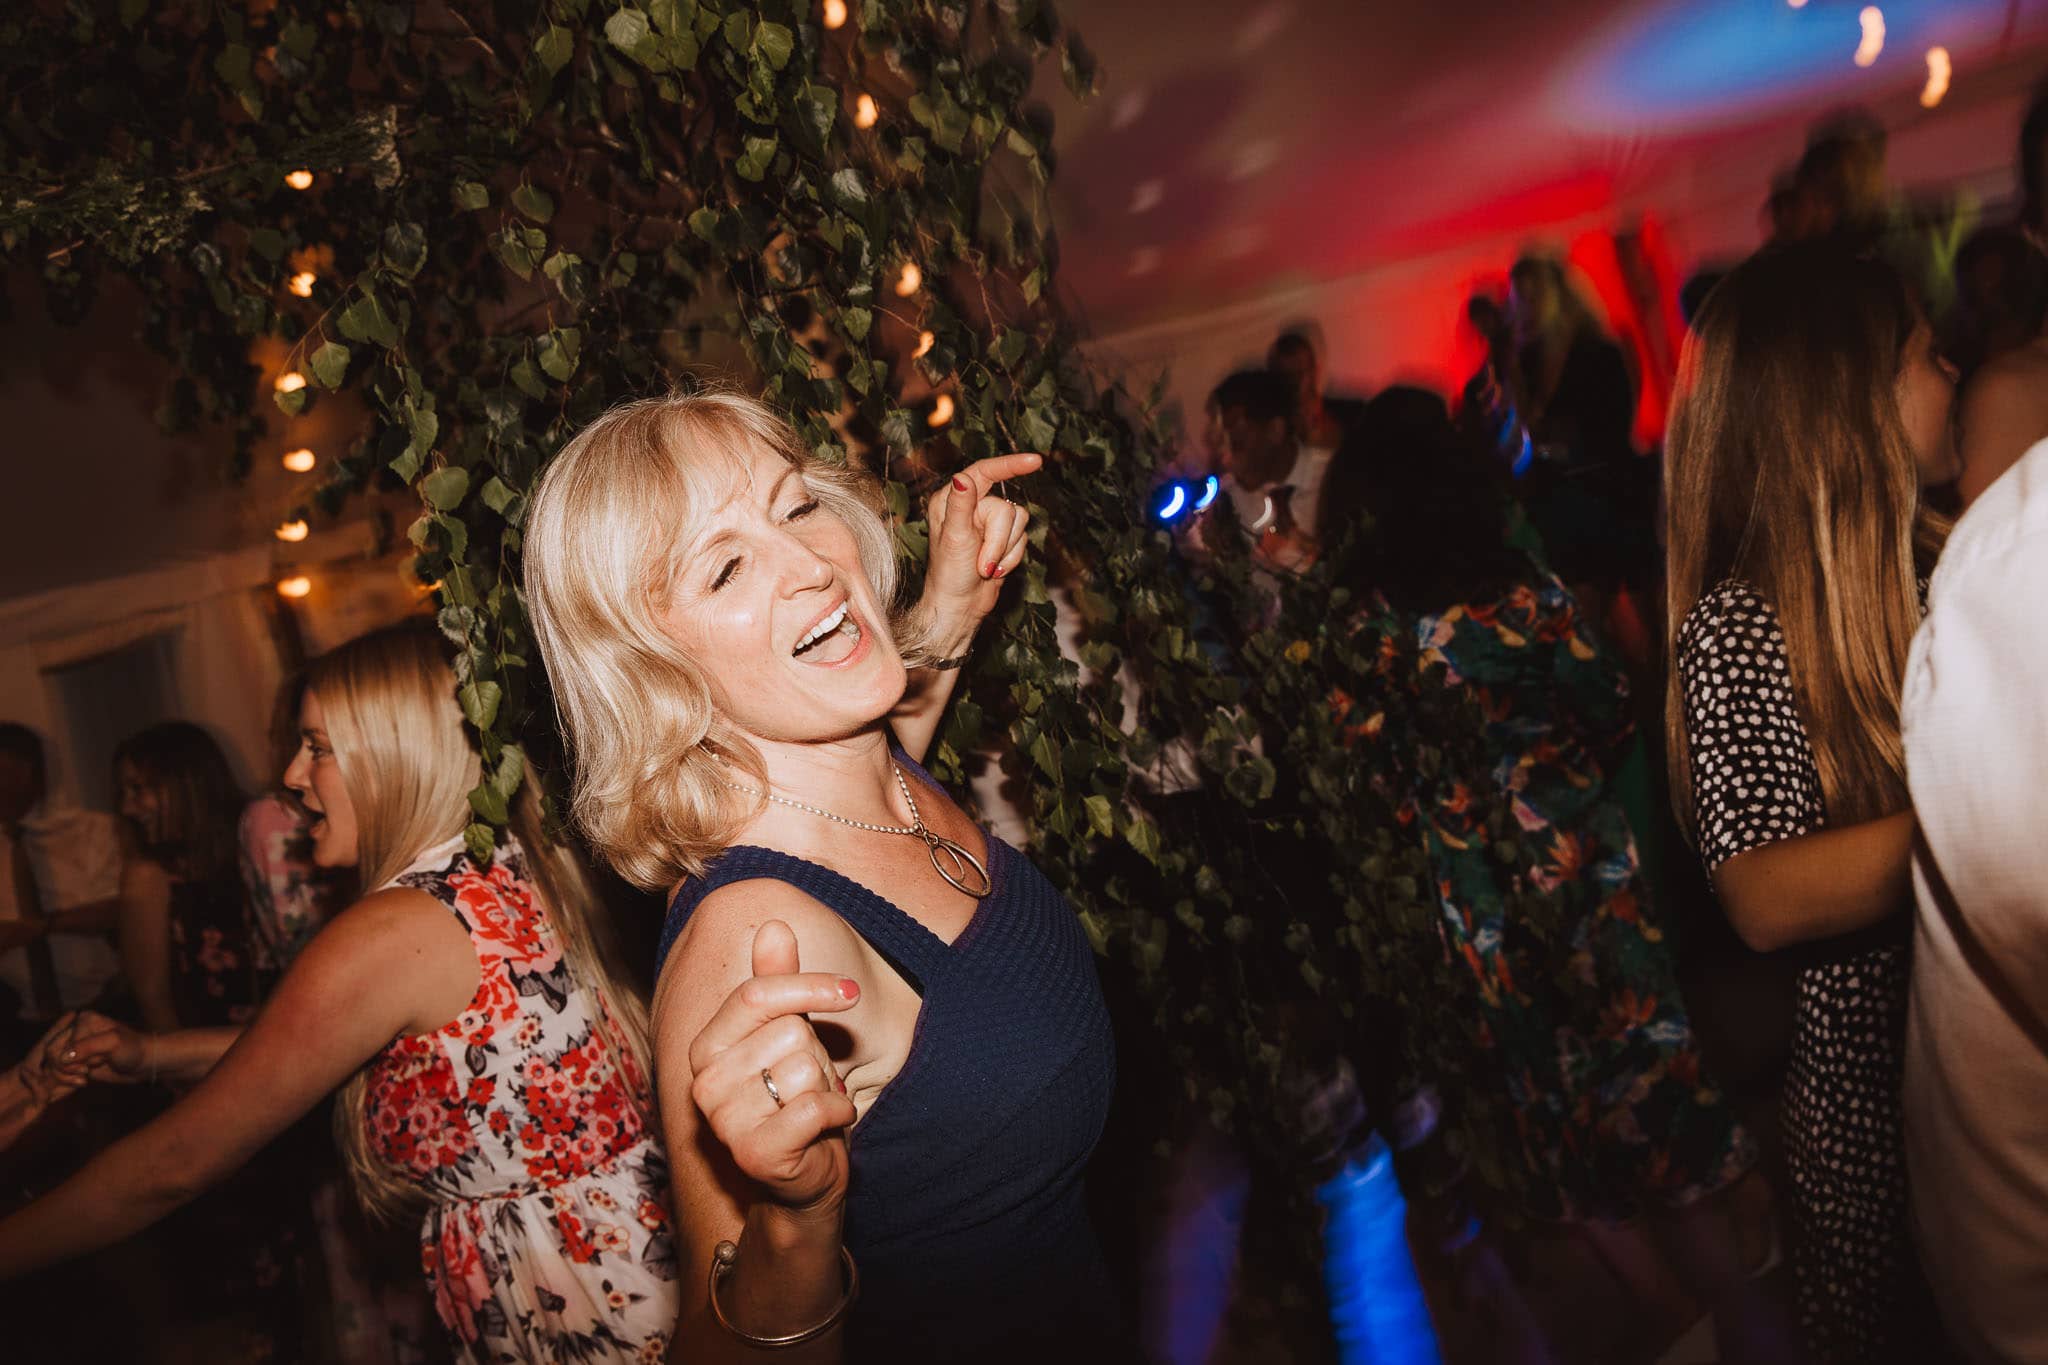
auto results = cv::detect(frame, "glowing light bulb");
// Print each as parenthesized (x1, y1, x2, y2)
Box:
(894, 262, 922, 297)
(914, 330, 935, 358)
(1855, 7, 1885, 67)
(282, 447, 317, 473)
(854, 93, 879, 129)
(822, 0, 847, 28)
(928, 393, 954, 427)
(284, 169, 314, 191)
(1787, 0, 1807, 8)
(287, 271, 316, 298)
(276, 575, 312, 599)
(275, 519, 309, 543)
(1921, 46, 1951, 107)
(275, 371, 306, 394)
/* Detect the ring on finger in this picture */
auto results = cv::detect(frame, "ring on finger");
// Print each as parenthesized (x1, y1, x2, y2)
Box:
(761, 1068, 785, 1109)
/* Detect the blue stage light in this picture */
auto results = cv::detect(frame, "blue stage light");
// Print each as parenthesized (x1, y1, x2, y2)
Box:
(1157, 484, 1188, 521)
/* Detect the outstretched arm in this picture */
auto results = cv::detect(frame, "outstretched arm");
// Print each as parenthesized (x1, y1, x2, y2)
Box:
(0, 886, 476, 1277)
(890, 453, 1038, 765)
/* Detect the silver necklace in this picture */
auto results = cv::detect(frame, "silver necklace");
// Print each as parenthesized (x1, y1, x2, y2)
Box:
(724, 765, 992, 898)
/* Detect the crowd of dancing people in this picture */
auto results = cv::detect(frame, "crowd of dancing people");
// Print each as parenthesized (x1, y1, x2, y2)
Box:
(0, 88, 2046, 1365)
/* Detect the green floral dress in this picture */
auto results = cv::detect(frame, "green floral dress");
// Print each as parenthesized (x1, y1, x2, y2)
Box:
(1344, 575, 1753, 1222)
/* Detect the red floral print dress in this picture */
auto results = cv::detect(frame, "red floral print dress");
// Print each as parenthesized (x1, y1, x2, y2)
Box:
(364, 836, 676, 1362)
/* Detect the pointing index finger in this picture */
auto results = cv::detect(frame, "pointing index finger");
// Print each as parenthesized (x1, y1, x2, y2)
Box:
(957, 452, 1043, 498)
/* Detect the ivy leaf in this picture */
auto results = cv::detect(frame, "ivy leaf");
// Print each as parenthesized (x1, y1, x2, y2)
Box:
(735, 134, 777, 182)
(1125, 815, 1164, 863)
(1084, 794, 1116, 839)
(381, 221, 428, 280)
(687, 207, 722, 245)
(794, 84, 836, 151)
(338, 292, 401, 349)
(604, 8, 651, 53)
(826, 168, 866, 209)
(536, 326, 582, 381)
(400, 403, 438, 472)
(464, 822, 496, 863)
(421, 465, 470, 511)
(453, 181, 490, 211)
(310, 341, 350, 389)
(1018, 405, 1057, 452)
(837, 307, 871, 343)
(721, 11, 751, 51)
(511, 183, 555, 224)
(489, 743, 525, 801)
(480, 475, 526, 526)
(535, 23, 573, 73)
(491, 225, 538, 279)
(273, 385, 308, 417)
(753, 20, 793, 70)
(459, 679, 503, 731)
(509, 357, 547, 400)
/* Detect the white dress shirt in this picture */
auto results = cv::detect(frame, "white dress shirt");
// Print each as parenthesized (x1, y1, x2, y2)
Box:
(1902, 435, 2048, 1364)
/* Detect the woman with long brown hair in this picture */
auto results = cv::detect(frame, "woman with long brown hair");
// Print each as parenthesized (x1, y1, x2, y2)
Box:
(1666, 243, 1959, 1362)
(0, 623, 673, 1362)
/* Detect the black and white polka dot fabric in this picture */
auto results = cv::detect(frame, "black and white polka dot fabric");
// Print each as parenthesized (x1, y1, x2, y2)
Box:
(1678, 578, 1940, 1364)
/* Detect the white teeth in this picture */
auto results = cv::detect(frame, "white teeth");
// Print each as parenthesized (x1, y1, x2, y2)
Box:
(794, 604, 849, 654)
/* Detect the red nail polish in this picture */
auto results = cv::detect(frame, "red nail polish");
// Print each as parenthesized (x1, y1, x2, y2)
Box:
(952, 476, 969, 492)
(838, 978, 860, 1001)
(995, 566, 1007, 578)
(984, 562, 998, 577)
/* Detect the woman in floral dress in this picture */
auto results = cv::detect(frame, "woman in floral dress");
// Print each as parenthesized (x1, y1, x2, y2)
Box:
(1320, 390, 1790, 1359)
(0, 623, 674, 1362)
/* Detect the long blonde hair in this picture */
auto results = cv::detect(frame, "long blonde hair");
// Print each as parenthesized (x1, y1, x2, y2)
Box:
(308, 622, 654, 1221)
(524, 390, 908, 892)
(1665, 245, 1946, 835)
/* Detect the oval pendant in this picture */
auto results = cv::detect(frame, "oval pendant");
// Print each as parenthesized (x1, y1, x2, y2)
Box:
(924, 832, 992, 898)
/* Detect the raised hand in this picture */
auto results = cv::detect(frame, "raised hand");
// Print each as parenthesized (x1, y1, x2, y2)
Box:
(917, 452, 1040, 648)
(686, 921, 860, 1213)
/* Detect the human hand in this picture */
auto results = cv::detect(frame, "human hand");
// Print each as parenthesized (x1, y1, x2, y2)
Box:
(48, 1011, 147, 1087)
(14, 1013, 88, 1111)
(687, 921, 860, 1214)
(915, 452, 1041, 655)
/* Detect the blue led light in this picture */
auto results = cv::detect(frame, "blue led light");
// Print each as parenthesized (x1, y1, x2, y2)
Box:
(1156, 484, 1188, 521)
(1195, 475, 1219, 511)
(1554, 0, 2006, 131)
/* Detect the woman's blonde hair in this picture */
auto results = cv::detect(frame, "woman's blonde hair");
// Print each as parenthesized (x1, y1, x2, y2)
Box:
(524, 390, 908, 891)
(1665, 245, 1947, 836)
(307, 622, 654, 1221)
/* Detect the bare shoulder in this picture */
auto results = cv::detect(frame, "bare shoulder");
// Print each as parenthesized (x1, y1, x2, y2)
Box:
(272, 884, 478, 1036)
(656, 877, 864, 1014)
(289, 884, 467, 968)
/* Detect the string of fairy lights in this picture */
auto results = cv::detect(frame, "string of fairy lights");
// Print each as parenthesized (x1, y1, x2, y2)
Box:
(270, 165, 317, 602)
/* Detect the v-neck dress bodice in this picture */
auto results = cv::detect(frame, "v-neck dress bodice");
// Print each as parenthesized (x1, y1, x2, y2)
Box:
(657, 779, 1121, 1361)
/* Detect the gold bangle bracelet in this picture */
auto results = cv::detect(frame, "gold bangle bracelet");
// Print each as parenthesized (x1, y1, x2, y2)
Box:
(707, 1238, 859, 1347)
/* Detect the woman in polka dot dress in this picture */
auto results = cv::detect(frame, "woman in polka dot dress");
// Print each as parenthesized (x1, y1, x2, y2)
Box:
(1664, 246, 1960, 1362)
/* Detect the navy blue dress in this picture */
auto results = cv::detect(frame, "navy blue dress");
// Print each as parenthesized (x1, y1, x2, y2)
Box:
(657, 773, 1122, 1362)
